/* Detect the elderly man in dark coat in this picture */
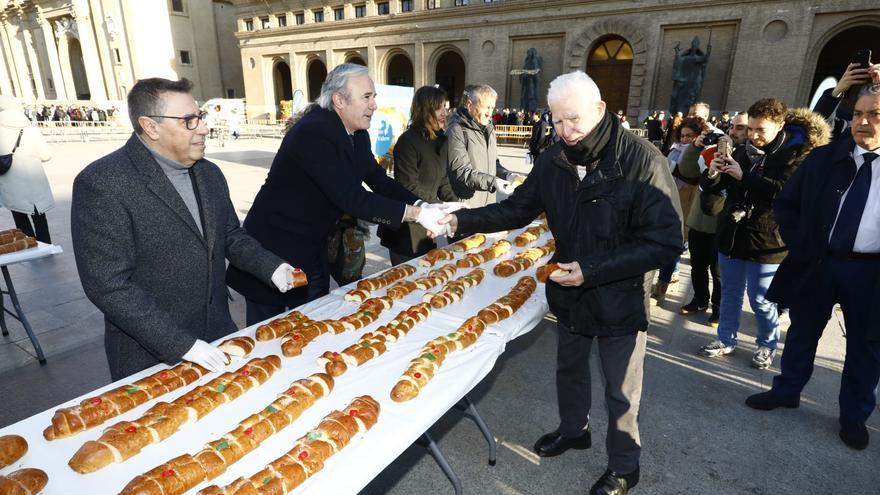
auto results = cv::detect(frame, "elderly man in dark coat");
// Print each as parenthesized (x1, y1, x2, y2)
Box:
(226, 64, 449, 325)
(71, 78, 298, 380)
(435, 71, 682, 495)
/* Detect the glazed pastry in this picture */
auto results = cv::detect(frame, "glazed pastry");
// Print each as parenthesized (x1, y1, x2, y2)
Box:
(413, 263, 457, 290)
(255, 311, 310, 341)
(43, 361, 209, 440)
(493, 239, 555, 277)
(281, 297, 393, 357)
(196, 396, 380, 495)
(354, 264, 417, 291)
(536, 262, 568, 283)
(448, 234, 486, 252)
(68, 356, 281, 474)
(0, 468, 47, 495)
(121, 373, 334, 495)
(418, 247, 454, 267)
(218, 336, 255, 358)
(422, 268, 485, 309)
(0, 435, 27, 469)
(0, 237, 37, 255)
(514, 223, 549, 247)
(456, 240, 511, 268)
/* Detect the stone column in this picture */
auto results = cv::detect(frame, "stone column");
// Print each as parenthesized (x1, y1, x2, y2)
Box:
(18, 13, 46, 100)
(2, 12, 32, 99)
(36, 13, 67, 100)
(0, 13, 18, 96)
(70, 8, 108, 99)
(414, 42, 424, 88)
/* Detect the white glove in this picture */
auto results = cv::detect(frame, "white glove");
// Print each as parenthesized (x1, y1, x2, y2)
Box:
(271, 263, 295, 293)
(508, 173, 527, 184)
(421, 202, 466, 213)
(494, 177, 515, 194)
(416, 206, 450, 237)
(183, 339, 229, 373)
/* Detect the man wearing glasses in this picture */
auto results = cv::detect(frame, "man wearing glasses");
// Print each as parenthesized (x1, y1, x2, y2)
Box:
(71, 78, 300, 380)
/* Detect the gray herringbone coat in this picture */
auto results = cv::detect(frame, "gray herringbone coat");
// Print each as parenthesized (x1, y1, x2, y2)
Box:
(71, 135, 283, 380)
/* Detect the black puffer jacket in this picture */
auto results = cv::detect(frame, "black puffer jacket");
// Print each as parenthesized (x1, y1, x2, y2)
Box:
(700, 108, 830, 264)
(456, 116, 682, 336)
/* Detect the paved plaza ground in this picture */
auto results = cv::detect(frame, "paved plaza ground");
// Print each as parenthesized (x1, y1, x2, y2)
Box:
(0, 136, 876, 494)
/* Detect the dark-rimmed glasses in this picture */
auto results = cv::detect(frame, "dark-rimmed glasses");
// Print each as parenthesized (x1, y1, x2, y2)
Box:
(146, 110, 208, 130)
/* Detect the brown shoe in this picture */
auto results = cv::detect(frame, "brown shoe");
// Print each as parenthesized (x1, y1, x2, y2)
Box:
(650, 281, 669, 304)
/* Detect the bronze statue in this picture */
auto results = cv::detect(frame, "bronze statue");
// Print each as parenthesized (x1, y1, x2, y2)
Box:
(520, 48, 542, 113)
(670, 36, 711, 115)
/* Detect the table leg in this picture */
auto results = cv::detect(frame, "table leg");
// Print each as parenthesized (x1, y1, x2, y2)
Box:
(416, 432, 463, 495)
(454, 395, 497, 466)
(0, 276, 7, 336)
(1, 266, 47, 365)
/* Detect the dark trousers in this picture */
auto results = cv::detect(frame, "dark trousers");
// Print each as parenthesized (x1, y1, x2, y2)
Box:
(688, 229, 720, 308)
(556, 324, 646, 473)
(244, 262, 330, 326)
(772, 258, 880, 424)
(12, 208, 51, 244)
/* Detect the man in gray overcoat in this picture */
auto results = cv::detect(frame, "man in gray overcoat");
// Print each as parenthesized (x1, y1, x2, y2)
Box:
(71, 78, 300, 380)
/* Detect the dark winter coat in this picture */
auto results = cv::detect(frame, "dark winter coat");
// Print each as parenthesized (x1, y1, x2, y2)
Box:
(456, 115, 682, 336)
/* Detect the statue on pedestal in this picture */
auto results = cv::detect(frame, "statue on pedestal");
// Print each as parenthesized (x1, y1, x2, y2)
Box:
(520, 48, 542, 112)
(669, 36, 710, 115)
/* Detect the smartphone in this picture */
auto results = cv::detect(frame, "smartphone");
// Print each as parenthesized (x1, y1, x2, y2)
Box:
(717, 139, 732, 158)
(853, 49, 872, 69)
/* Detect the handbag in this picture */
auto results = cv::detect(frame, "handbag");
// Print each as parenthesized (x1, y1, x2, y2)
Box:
(0, 129, 24, 175)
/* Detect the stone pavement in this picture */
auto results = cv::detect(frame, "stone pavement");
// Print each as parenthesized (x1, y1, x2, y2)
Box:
(0, 137, 876, 494)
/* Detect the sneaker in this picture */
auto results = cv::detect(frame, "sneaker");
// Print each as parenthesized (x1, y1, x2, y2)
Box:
(751, 347, 777, 369)
(699, 340, 735, 357)
(680, 300, 708, 314)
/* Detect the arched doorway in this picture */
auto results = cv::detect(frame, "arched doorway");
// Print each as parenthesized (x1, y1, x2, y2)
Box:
(586, 35, 633, 115)
(347, 56, 366, 66)
(273, 61, 292, 118)
(386, 53, 413, 87)
(68, 38, 90, 100)
(811, 25, 880, 98)
(435, 51, 465, 107)
(307, 59, 327, 102)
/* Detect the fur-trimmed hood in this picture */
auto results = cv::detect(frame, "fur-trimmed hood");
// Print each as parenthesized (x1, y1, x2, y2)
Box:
(783, 107, 831, 160)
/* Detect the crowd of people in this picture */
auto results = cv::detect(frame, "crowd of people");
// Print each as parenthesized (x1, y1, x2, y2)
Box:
(22, 104, 120, 124)
(4, 54, 867, 495)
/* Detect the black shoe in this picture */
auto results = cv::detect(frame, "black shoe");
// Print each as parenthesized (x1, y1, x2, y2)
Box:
(745, 390, 799, 410)
(707, 308, 719, 328)
(533, 428, 591, 457)
(589, 466, 640, 495)
(839, 421, 869, 450)
(680, 300, 709, 315)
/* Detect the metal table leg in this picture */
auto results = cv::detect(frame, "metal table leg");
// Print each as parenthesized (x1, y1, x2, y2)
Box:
(1, 266, 46, 365)
(454, 394, 497, 466)
(416, 432, 463, 495)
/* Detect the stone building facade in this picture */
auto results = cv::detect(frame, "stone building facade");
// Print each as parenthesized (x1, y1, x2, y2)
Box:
(231, 0, 880, 121)
(0, 0, 243, 104)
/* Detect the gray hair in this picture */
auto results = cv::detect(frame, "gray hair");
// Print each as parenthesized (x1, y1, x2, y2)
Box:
(317, 63, 370, 110)
(547, 71, 601, 107)
(462, 84, 497, 107)
(858, 82, 880, 98)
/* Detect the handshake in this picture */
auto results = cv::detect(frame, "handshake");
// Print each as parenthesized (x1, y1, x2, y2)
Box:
(415, 202, 464, 238)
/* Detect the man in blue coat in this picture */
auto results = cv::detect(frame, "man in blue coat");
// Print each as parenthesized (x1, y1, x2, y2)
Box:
(71, 78, 299, 380)
(747, 84, 880, 450)
(227, 64, 449, 325)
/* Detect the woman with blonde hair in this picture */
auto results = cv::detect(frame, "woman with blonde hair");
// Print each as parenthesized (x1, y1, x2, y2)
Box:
(379, 86, 459, 265)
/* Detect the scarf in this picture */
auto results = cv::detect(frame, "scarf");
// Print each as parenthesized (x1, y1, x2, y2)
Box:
(561, 111, 615, 168)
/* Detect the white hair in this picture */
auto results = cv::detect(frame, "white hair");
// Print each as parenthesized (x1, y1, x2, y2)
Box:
(547, 71, 602, 107)
(317, 63, 370, 110)
(463, 84, 497, 106)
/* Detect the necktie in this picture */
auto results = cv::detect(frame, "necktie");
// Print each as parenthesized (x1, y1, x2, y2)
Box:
(829, 152, 876, 254)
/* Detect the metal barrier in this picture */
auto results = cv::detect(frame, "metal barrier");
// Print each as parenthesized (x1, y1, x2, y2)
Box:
(495, 125, 533, 146)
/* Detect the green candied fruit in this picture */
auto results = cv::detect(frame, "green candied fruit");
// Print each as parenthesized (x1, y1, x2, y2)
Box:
(215, 440, 229, 451)
(262, 476, 273, 485)
(126, 387, 140, 395)
(216, 383, 226, 393)
(425, 353, 436, 361)
(360, 341, 371, 348)
(447, 333, 456, 338)
(266, 405, 278, 413)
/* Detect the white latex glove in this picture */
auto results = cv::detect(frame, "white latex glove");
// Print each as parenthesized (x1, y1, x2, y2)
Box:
(271, 263, 295, 293)
(494, 177, 515, 194)
(183, 339, 229, 373)
(416, 206, 450, 237)
(422, 201, 466, 213)
(433, 213, 458, 238)
(508, 173, 527, 184)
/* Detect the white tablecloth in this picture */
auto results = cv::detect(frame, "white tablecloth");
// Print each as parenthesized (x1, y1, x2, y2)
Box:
(0, 226, 552, 495)
(0, 242, 63, 267)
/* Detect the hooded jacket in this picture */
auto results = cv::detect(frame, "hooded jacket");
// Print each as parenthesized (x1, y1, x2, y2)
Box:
(700, 108, 830, 264)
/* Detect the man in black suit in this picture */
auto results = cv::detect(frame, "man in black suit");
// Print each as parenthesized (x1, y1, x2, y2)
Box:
(227, 64, 451, 325)
(71, 78, 298, 380)
(747, 84, 880, 450)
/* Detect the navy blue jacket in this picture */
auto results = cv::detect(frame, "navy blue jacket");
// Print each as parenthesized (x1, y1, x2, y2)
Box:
(226, 107, 419, 305)
(767, 136, 880, 333)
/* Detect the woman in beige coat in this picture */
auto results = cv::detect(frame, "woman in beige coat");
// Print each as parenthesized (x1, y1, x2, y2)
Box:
(0, 96, 53, 243)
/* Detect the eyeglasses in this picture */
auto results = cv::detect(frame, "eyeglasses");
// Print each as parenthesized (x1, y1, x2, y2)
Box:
(852, 110, 880, 122)
(146, 110, 208, 130)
